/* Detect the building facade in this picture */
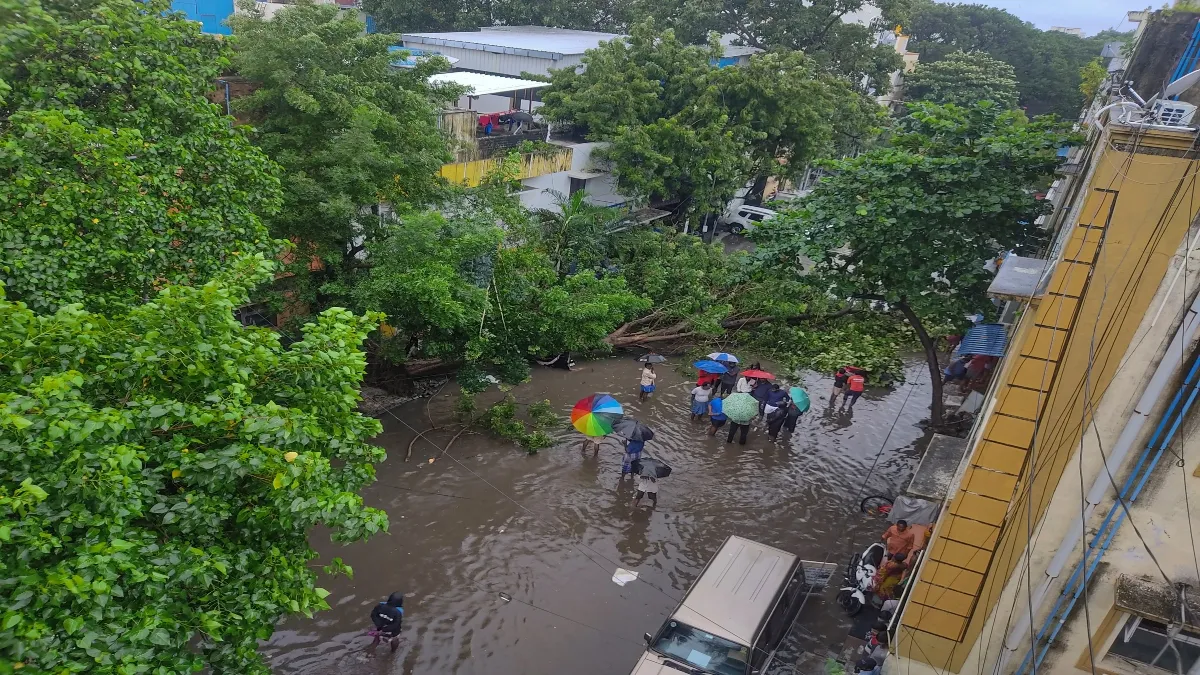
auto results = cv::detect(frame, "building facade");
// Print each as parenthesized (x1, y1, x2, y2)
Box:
(889, 10, 1200, 675)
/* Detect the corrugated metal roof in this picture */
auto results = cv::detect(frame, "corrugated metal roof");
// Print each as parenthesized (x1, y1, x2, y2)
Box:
(428, 72, 551, 96)
(403, 27, 622, 59)
(957, 323, 1009, 357)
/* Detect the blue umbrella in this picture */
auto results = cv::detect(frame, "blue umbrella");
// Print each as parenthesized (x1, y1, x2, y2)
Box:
(707, 352, 740, 363)
(693, 360, 729, 374)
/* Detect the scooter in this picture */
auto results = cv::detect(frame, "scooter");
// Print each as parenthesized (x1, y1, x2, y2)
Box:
(836, 542, 886, 616)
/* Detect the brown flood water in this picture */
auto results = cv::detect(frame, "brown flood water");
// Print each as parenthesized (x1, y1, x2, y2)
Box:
(263, 356, 933, 675)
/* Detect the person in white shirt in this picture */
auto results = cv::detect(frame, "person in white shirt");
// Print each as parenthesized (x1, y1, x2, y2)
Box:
(638, 364, 657, 401)
(735, 375, 754, 394)
(689, 382, 712, 421)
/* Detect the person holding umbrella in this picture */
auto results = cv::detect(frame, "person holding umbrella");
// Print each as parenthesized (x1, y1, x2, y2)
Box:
(721, 392, 758, 445)
(630, 454, 671, 508)
(638, 363, 657, 401)
(613, 418, 654, 479)
(785, 387, 810, 434)
(718, 364, 739, 397)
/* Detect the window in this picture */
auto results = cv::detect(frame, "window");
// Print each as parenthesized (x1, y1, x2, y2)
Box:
(747, 212, 765, 222)
(652, 621, 751, 675)
(1107, 617, 1200, 673)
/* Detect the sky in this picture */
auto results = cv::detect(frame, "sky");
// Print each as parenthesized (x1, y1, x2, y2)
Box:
(944, 0, 1151, 36)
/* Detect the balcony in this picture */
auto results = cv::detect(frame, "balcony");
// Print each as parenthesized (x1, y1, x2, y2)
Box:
(439, 145, 574, 187)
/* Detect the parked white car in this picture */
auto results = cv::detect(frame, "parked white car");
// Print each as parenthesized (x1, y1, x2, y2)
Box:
(718, 205, 776, 234)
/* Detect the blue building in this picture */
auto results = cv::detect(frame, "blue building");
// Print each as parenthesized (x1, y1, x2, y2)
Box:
(171, 0, 234, 35)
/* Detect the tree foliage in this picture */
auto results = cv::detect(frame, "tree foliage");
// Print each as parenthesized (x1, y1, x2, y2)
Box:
(353, 202, 648, 390)
(753, 102, 1075, 418)
(0, 0, 282, 314)
(541, 21, 878, 214)
(0, 257, 387, 673)
(228, 2, 454, 312)
(1079, 57, 1108, 100)
(905, 1, 1126, 117)
(904, 50, 1018, 107)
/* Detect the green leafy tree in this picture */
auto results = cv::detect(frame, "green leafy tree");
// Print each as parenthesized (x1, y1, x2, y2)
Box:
(541, 22, 874, 215)
(534, 191, 622, 273)
(904, 50, 1018, 107)
(228, 2, 454, 315)
(353, 203, 647, 389)
(0, 0, 282, 314)
(905, 0, 1118, 117)
(1079, 57, 1108, 100)
(0, 257, 387, 673)
(753, 102, 1075, 421)
(651, 0, 911, 89)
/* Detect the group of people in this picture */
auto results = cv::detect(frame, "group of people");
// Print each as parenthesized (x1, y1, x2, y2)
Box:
(830, 367, 867, 410)
(692, 363, 806, 445)
(942, 353, 997, 392)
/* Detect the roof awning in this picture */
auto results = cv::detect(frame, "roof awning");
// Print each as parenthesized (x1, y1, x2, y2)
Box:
(957, 323, 1009, 357)
(988, 255, 1050, 301)
(428, 72, 551, 96)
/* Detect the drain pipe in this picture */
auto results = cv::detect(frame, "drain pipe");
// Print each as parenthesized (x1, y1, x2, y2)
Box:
(992, 288, 1200, 674)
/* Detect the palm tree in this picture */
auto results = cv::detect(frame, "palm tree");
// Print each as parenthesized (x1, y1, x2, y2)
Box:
(533, 190, 620, 274)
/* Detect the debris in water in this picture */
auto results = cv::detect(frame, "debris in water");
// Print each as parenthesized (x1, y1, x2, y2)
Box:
(428, 458, 435, 464)
(611, 568, 639, 586)
(498, 592, 512, 602)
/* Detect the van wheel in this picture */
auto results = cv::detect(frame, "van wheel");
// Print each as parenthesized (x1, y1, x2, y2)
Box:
(729, 223, 744, 235)
(837, 589, 863, 616)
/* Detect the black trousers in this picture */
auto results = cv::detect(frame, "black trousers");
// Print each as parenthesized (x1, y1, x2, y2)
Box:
(726, 422, 749, 445)
(718, 383, 734, 397)
(767, 415, 787, 439)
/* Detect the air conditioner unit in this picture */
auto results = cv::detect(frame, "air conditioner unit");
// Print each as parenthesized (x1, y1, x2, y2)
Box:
(1152, 100, 1198, 127)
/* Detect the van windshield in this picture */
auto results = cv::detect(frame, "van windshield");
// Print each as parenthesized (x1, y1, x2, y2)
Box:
(652, 620, 750, 675)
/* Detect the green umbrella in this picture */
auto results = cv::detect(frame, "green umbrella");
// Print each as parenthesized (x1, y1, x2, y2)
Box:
(722, 393, 759, 423)
(789, 387, 811, 412)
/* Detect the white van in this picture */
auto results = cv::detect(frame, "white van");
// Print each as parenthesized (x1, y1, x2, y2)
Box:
(718, 205, 777, 234)
(629, 536, 805, 675)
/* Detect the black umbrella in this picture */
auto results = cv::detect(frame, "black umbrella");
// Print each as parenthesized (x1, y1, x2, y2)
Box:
(631, 455, 672, 479)
(637, 353, 668, 363)
(613, 418, 655, 442)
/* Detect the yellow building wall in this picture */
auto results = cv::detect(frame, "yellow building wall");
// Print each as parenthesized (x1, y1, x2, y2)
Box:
(899, 126, 1200, 671)
(439, 148, 574, 188)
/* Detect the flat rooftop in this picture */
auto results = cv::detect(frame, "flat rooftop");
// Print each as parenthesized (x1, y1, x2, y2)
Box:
(403, 26, 623, 58)
(428, 72, 550, 96)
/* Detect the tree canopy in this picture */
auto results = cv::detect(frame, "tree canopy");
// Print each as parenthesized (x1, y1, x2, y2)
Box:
(753, 102, 1075, 419)
(904, 50, 1019, 107)
(0, 257, 387, 673)
(0, 0, 282, 314)
(905, 1, 1127, 117)
(228, 2, 454, 314)
(540, 21, 878, 215)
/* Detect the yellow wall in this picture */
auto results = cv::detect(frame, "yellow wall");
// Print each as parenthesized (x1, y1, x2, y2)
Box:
(899, 126, 1200, 671)
(438, 148, 574, 188)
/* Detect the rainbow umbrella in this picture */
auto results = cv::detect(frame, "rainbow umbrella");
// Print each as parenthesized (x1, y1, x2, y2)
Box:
(571, 394, 624, 437)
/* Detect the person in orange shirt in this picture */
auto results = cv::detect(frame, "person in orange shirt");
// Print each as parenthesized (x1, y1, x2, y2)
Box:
(881, 520, 917, 557)
(841, 371, 866, 409)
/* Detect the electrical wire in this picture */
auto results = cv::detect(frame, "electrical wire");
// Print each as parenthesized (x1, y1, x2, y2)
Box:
(976, 121, 1146, 675)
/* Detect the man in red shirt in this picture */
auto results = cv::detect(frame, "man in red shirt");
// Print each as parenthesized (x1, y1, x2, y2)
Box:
(842, 371, 866, 409)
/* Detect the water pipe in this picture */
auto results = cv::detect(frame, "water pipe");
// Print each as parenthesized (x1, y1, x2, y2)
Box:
(991, 288, 1200, 674)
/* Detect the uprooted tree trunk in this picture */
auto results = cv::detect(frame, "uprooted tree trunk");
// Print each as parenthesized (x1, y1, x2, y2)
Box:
(895, 297, 944, 425)
(604, 307, 857, 348)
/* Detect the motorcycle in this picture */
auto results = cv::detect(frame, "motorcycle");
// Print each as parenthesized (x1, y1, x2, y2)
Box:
(836, 542, 886, 616)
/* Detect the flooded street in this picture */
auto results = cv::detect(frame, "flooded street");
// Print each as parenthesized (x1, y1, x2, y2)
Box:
(264, 356, 934, 675)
